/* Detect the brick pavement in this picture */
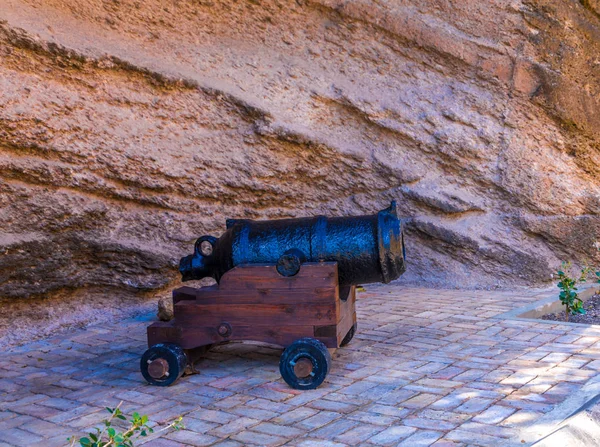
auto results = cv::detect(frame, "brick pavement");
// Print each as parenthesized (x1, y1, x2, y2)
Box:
(2, 285, 600, 447)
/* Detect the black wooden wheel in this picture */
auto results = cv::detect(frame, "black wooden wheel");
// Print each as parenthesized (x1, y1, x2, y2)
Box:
(141, 343, 187, 386)
(279, 338, 331, 390)
(340, 323, 357, 347)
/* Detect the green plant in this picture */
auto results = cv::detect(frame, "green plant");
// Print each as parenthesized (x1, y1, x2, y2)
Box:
(67, 402, 184, 447)
(556, 261, 591, 322)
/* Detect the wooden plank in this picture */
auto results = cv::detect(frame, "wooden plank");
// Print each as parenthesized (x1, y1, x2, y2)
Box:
(336, 286, 356, 345)
(174, 301, 337, 326)
(173, 287, 338, 305)
(177, 325, 336, 349)
(219, 263, 338, 291)
(314, 325, 337, 338)
(147, 321, 181, 347)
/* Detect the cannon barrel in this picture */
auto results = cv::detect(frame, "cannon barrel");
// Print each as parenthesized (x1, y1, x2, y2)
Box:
(179, 201, 406, 287)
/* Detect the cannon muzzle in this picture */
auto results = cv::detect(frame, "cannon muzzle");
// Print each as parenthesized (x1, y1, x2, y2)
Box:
(180, 201, 406, 286)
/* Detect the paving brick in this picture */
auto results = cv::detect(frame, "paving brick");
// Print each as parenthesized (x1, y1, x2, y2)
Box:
(403, 416, 457, 431)
(230, 406, 279, 421)
(472, 405, 516, 424)
(458, 421, 517, 438)
(188, 408, 237, 424)
(0, 415, 35, 430)
(430, 439, 465, 447)
(347, 410, 403, 426)
(271, 407, 318, 425)
(401, 393, 440, 409)
(430, 366, 465, 380)
(210, 441, 244, 447)
(445, 429, 503, 446)
(295, 411, 342, 430)
(230, 430, 287, 446)
(338, 380, 380, 395)
(418, 409, 471, 424)
(334, 423, 384, 444)
(138, 437, 182, 446)
(10, 404, 62, 419)
(378, 388, 418, 405)
(430, 393, 467, 410)
(246, 398, 293, 414)
(311, 418, 359, 439)
(208, 417, 260, 437)
(0, 428, 43, 446)
(397, 430, 443, 446)
(147, 403, 196, 424)
(178, 417, 218, 434)
(245, 386, 293, 402)
(38, 397, 82, 411)
(499, 409, 543, 428)
(252, 422, 305, 437)
(366, 404, 410, 417)
(455, 398, 494, 414)
(499, 372, 536, 386)
(368, 426, 418, 445)
(295, 440, 347, 447)
(307, 398, 357, 414)
(165, 430, 220, 446)
(283, 389, 331, 406)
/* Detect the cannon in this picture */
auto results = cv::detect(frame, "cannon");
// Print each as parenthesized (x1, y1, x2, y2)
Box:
(142, 202, 406, 390)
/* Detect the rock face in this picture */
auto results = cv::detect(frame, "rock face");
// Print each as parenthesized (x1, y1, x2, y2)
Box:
(1, 0, 600, 313)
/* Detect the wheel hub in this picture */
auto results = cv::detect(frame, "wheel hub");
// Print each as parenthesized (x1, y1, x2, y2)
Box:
(147, 358, 169, 379)
(293, 357, 314, 378)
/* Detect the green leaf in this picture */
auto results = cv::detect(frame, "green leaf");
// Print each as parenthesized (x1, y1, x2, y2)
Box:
(90, 433, 98, 442)
(79, 437, 92, 447)
(141, 430, 147, 437)
(107, 428, 116, 438)
(117, 415, 126, 420)
(141, 415, 148, 424)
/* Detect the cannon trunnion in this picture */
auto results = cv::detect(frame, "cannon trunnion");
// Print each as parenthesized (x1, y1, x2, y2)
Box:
(142, 203, 406, 389)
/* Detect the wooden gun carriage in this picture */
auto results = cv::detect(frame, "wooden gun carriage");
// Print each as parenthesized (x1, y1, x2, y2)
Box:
(142, 262, 356, 389)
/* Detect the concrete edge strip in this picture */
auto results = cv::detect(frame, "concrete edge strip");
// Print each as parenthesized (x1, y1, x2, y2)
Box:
(493, 284, 600, 329)
(500, 374, 600, 447)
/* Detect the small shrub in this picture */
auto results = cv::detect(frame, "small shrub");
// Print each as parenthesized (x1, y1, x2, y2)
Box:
(556, 261, 591, 322)
(67, 402, 183, 447)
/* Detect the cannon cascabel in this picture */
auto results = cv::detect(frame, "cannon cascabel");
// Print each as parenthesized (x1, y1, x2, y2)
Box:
(179, 201, 406, 286)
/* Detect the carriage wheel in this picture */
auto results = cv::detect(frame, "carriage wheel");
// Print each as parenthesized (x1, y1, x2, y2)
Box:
(279, 338, 331, 390)
(140, 343, 187, 386)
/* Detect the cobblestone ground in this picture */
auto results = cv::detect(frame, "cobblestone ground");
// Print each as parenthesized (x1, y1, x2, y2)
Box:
(3, 286, 600, 447)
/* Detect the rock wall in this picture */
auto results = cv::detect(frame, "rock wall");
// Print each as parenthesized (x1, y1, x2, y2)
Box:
(1, 0, 600, 315)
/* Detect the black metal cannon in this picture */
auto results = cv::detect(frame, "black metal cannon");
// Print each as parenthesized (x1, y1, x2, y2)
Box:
(180, 201, 406, 287)
(142, 202, 406, 390)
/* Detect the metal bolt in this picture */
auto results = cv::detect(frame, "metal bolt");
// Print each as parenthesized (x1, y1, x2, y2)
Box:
(218, 322, 232, 337)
